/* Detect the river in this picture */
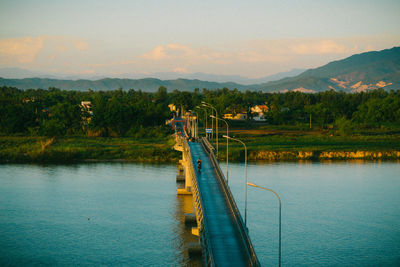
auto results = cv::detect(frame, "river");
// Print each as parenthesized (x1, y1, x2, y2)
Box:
(0, 162, 399, 266)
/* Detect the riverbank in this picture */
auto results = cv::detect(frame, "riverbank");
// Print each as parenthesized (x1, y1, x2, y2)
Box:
(1, 131, 400, 163)
(211, 128, 400, 161)
(0, 136, 180, 163)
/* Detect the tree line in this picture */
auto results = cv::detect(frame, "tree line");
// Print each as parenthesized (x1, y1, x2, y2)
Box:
(1, 86, 399, 137)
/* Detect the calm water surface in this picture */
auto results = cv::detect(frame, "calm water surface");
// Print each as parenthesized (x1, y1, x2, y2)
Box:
(223, 161, 400, 266)
(0, 162, 399, 266)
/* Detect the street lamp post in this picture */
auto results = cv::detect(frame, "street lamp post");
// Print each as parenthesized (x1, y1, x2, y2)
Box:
(223, 135, 247, 226)
(247, 182, 282, 267)
(211, 115, 229, 183)
(189, 110, 199, 139)
(195, 106, 207, 138)
(202, 102, 218, 158)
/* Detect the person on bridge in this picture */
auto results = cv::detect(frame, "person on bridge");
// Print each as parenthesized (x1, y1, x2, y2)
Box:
(197, 158, 202, 171)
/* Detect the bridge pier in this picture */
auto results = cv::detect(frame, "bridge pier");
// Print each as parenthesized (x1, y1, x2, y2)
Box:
(176, 160, 185, 182)
(184, 213, 197, 225)
(176, 144, 193, 195)
(174, 138, 201, 240)
(188, 242, 202, 256)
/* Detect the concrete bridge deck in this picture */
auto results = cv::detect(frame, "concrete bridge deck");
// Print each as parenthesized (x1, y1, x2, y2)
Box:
(173, 118, 258, 266)
(189, 142, 251, 266)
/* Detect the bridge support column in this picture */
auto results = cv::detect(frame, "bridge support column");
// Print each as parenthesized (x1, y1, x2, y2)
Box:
(184, 213, 197, 225)
(176, 161, 185, 182)
(177, 149, 193, 195)
(188, 242, 202, 256)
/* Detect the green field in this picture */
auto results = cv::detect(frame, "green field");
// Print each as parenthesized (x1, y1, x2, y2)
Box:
(208, 126, 400, 161)
(0, 136, 180, 163)
(1, 126, 400, 163)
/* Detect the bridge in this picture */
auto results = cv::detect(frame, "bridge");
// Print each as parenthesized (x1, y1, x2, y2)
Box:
(173, 118, 260, 266)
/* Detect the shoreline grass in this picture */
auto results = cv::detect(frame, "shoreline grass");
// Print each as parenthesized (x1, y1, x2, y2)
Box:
(1, 128, 400, 163)
(0, 136, 180, 164)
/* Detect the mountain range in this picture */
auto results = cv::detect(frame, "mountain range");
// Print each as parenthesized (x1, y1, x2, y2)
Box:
(257, 46, 400, 93)
(0, 68, 305, 86)
(0, 46, 399, 92)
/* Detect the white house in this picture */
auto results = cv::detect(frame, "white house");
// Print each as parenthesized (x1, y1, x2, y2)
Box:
(251, 105, 268, 121)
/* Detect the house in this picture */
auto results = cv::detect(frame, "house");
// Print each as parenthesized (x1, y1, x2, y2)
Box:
(251, 105, 268, 121)
(22, 97, 35, 103)
(233, 113, 248, 120)
(251, 105, 269, 114)
(223, 113, 234, 119)
(223, 112, 248, 120)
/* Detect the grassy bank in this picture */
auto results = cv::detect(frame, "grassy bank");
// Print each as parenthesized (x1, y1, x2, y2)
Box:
(1, 127, 400, 163)
(210, 127, 400, 161)
(0, 136, 180, 163)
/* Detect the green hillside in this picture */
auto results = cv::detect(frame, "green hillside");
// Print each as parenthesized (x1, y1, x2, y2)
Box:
(0, 77, 249, 92)
(258, 46, 400, 92)
(1, 47, 399, 93)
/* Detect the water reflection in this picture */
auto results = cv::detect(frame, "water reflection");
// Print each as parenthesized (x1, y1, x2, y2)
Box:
(174, 181, 202, 266)
(223, 161, 400, 266)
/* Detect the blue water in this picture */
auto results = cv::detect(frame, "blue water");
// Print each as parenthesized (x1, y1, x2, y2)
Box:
(0, 163, 195, 266)
(222, 161, 400, 266)
(0, 162, 399, 266)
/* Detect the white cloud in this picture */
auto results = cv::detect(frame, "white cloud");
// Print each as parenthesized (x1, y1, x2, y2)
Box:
(142, 45, 167, 60)
(1, 35, 399, 78)
(0, 35, 89, 66)
(290, 39, 350, 55)
(0, 36, 45, 63)
(173, 67, 188, 73)
(74, 41, 89, 51)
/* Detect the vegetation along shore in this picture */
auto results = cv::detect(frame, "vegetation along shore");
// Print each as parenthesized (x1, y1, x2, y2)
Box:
(1, 86, 399, 163)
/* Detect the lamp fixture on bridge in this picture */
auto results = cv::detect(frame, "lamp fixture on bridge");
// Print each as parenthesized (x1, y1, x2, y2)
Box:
(223, 135, 248, 226)
(195, 105, 208, 138)
(202, 102, 218, 158)
(211, 115, 229, 184)
(247, 182, 282, 267)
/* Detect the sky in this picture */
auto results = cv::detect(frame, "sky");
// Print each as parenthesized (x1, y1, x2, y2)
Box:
(0, 0, 399, 78)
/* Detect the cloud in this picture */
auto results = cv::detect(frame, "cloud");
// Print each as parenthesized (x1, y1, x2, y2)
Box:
(0, 36, 89, 66)
(141, 43, 229, 64)
(173, 67, 188, 73)
(142, 45, 169, 60)
(290, 39, 351, 55)
(140, 38, 360, 68)
(0, 36, 45, 63)
(74, 41, 89, 51)
(142, 44, 200, 61)
(1, 34, 399, 78)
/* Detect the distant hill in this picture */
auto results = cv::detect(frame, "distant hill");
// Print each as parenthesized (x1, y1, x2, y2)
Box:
(0, 77, 251, 92)
(1, 47, 399, 92)
(258, 46, 400, 92)
(0, 67, 304, 85)
(129, 69, 305, 85)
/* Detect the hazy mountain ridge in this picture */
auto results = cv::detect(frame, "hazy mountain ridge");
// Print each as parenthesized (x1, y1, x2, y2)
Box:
(0, 47, 399, 92)
(0, 77, 252, 92)
(0, 68, 305, 85)
(258, 46, 400, 92)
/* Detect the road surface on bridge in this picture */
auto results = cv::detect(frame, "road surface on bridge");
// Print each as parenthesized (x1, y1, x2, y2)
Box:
(189, 141, 251, 266)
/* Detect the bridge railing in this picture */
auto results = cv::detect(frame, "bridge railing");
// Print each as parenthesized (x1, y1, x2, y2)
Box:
(179, 135, 214, 266)
(201, 137, 260, 266)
